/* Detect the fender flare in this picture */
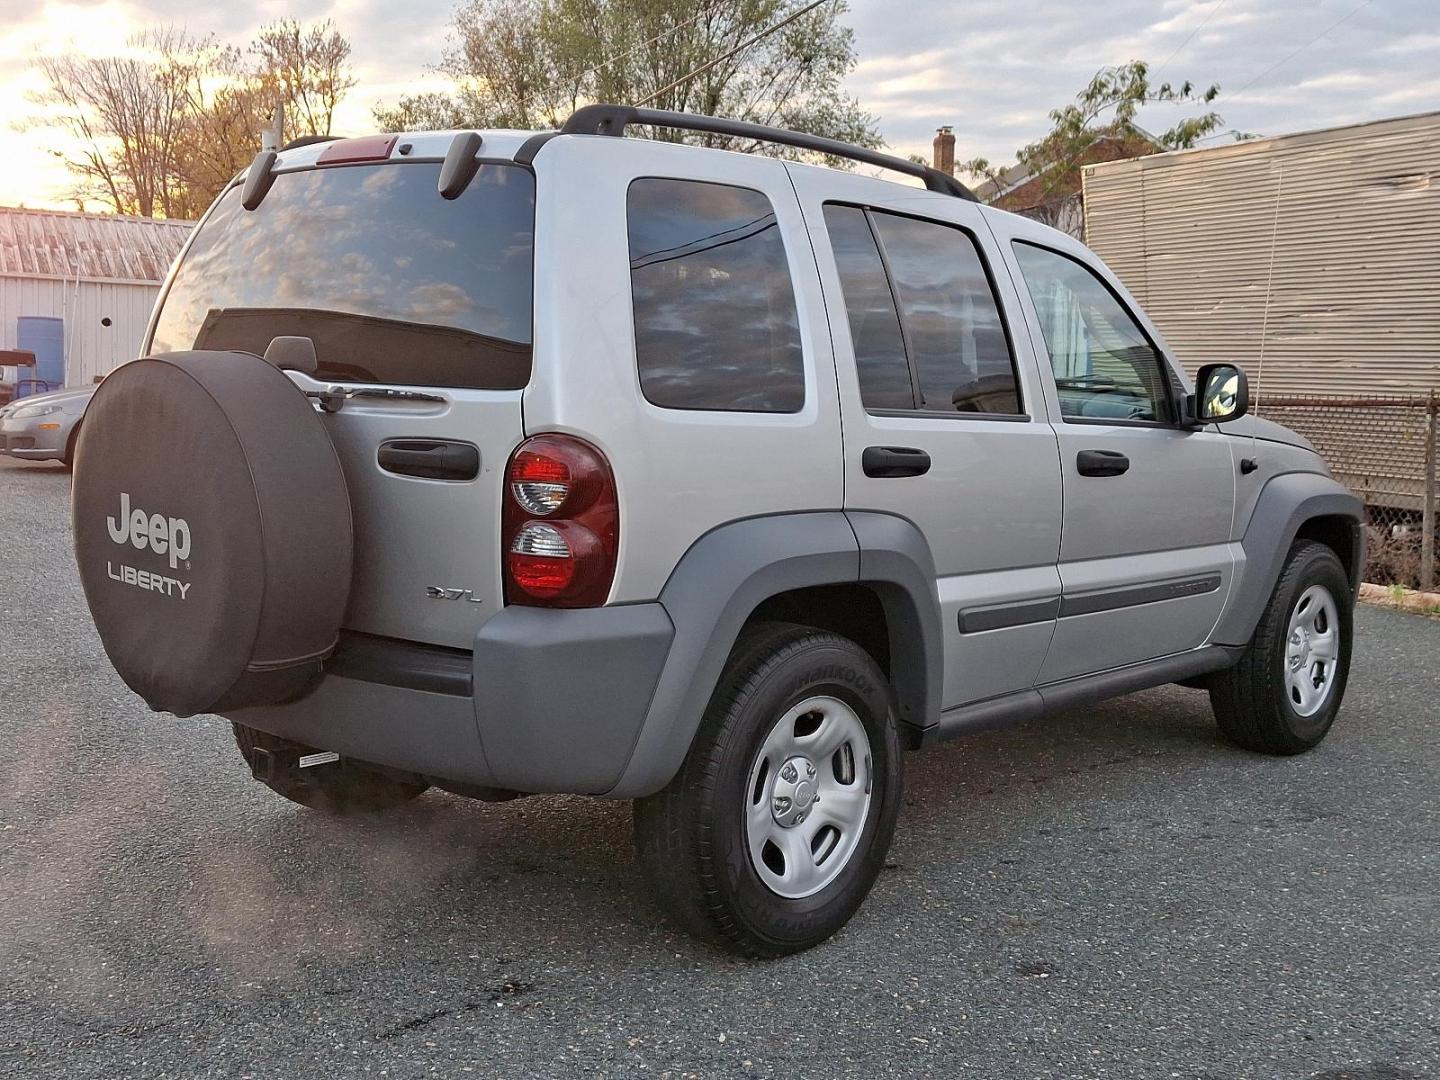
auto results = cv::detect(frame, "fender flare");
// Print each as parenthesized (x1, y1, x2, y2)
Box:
(1212, 471, 1364, 646)
(606, 511, 942, 797)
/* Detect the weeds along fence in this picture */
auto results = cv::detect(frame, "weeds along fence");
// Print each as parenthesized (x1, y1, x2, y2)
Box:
(1255, 393, 1438, 591)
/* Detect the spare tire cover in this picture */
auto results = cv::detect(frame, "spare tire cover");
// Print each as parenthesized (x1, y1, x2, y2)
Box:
(73, 351, 353, 717)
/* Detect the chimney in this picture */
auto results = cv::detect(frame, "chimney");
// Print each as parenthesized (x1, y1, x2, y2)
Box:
(932, 126, 955, 176)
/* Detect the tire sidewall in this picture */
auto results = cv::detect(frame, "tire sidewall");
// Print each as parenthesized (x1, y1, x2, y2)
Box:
(1265, 546, 1353, 743)
(706, 637, 902, 950)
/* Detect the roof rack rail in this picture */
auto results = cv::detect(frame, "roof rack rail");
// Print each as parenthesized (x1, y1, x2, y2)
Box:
(557, 104, 978, 202)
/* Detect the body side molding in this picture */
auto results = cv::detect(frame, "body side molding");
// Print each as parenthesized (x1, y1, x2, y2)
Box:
(958, 596, 1061, 633)
(1059, 574, 1222, 618)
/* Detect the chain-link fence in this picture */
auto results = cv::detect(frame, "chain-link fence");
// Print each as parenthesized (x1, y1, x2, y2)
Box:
(1255, 393, 1439, 591)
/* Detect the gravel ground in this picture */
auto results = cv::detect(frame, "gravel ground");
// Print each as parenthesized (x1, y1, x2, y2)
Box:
(1, 455, 1436, 1080)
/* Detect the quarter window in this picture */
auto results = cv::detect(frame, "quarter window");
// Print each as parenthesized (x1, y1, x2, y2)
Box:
(823, 205, 1021, 415)
(1012, 242, 1172, 423)
(821, 205, 914, 410)
(627, 178, 804, 412)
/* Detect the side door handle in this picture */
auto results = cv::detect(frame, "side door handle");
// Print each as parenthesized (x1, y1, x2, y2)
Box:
(378, 439, 480, 481)
(1076, 449, 1130, 477)
(862, 446, 931, 478)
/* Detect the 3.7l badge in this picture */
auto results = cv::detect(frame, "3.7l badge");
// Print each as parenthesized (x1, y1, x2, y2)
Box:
(426, 586, 483, 603)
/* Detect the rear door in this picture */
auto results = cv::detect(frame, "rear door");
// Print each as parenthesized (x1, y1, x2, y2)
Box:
(789, 167, 1064, 709)
(988, 214, 1238, 682)
(147, 152, 535, 649)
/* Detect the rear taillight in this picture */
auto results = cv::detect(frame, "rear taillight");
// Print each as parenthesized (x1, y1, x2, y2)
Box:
(502, 434, 618, 608)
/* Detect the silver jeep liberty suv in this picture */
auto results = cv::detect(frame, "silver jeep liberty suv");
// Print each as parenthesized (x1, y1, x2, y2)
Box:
(72, 106, 1361, 956)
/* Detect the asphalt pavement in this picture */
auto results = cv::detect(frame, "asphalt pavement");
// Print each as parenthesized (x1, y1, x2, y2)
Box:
(1, 455, 1436, 1079)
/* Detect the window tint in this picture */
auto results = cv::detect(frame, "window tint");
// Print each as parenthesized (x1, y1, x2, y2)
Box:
(149, 162, 535, 389)
(627, 178, 804, 412)
(821, 204, 916, 410)
(1012, 242, 1172, 423)
(868, 212, 1020, 415)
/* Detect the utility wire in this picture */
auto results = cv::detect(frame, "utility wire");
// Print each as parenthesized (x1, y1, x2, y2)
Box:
(634, 0, 834, 108)
(574, 8, 710, 88)
(1228, 0, 1374, 97)
(1185, 0, 1376, 146)
(1154, 0, 1228, 80)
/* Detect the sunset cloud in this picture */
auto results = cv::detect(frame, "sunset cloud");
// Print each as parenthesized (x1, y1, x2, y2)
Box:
(0, 0, 1434, 211)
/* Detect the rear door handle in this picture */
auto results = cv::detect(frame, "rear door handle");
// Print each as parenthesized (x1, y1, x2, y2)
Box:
(377, 439, 479, 481)
(1076, 449, 1130, 477)
(862, 446, 931, 478)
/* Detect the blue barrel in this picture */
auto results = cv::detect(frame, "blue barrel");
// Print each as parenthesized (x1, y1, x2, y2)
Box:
(17, 316, 65, 393)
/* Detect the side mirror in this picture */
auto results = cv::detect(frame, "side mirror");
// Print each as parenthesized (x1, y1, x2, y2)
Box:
(1194, 363, 1249, 424)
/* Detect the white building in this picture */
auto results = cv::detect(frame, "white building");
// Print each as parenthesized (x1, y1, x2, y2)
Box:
(0, 207, 193, 388)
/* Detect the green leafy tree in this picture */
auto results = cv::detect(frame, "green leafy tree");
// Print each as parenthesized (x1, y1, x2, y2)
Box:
(375, 0, 879, 159)
(965, 60, 1225, 220)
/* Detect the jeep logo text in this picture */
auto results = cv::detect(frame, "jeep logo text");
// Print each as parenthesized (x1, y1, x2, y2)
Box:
(106, 491, 191, 570)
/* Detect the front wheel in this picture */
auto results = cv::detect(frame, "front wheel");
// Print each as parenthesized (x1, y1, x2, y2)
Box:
(1209, 541, 1353, 754)
(634, 623, 902, 957)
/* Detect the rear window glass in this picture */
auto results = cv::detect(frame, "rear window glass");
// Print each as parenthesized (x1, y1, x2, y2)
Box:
(149, 162, 535, 389)
(627, 177, 804, 413)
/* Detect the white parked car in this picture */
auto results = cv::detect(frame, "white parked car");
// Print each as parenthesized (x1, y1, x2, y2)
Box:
(0, 384, 94, 466)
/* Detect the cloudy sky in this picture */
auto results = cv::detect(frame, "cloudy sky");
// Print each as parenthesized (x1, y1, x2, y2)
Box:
(0, 0, 1435, 210)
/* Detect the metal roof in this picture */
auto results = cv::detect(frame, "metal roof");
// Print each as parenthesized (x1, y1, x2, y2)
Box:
(0, 206, 193, 286)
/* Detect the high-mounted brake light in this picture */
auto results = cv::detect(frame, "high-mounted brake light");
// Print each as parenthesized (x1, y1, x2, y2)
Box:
(502, 435, 618, 608)
(317, 135, 398, 166)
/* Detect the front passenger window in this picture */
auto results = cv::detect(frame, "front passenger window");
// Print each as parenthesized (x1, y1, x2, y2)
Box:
(1013, 243, 1172, 423)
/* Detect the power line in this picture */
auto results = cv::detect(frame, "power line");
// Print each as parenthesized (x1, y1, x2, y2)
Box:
(634, 0, 835, 108)
(1108, 0, 1376, 152)
(1154, 0, 1228, 80)
(1228, 0, 1374, 97)
(575, 9, 710, 88)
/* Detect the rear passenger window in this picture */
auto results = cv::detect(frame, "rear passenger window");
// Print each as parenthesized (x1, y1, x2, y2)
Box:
(627, 178, 804, 412)
(821, 205, 915, 410)
(823, 205, 1021, 415)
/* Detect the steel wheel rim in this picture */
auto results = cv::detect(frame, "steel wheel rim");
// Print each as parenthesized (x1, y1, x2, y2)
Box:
(742, 695, 874, 900)
(1284, 584, 1341, 718)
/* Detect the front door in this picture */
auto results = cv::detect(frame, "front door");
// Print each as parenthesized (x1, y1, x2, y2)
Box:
(990, 215, 1238, 683)
(789, 166, 1063, 709)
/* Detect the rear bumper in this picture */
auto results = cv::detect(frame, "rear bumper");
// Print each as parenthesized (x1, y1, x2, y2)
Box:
(225, 602, 675, 796)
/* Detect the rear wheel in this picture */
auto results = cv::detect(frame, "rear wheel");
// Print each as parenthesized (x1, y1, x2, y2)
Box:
(1209, 541, 1353, 754)
(232, 723, 428, 813)
(634, 623, 901, 956)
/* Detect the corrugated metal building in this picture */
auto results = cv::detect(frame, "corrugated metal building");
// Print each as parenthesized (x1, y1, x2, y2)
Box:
(0, 207, 192, 388)
(1081, 111, 1440, 396)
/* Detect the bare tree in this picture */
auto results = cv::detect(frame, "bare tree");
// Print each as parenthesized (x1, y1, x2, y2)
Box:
(252, 19, 356, 138)
(174, 43, 273, 219)
(34, 28, 201, 217)
(32, 20, 358, 218)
